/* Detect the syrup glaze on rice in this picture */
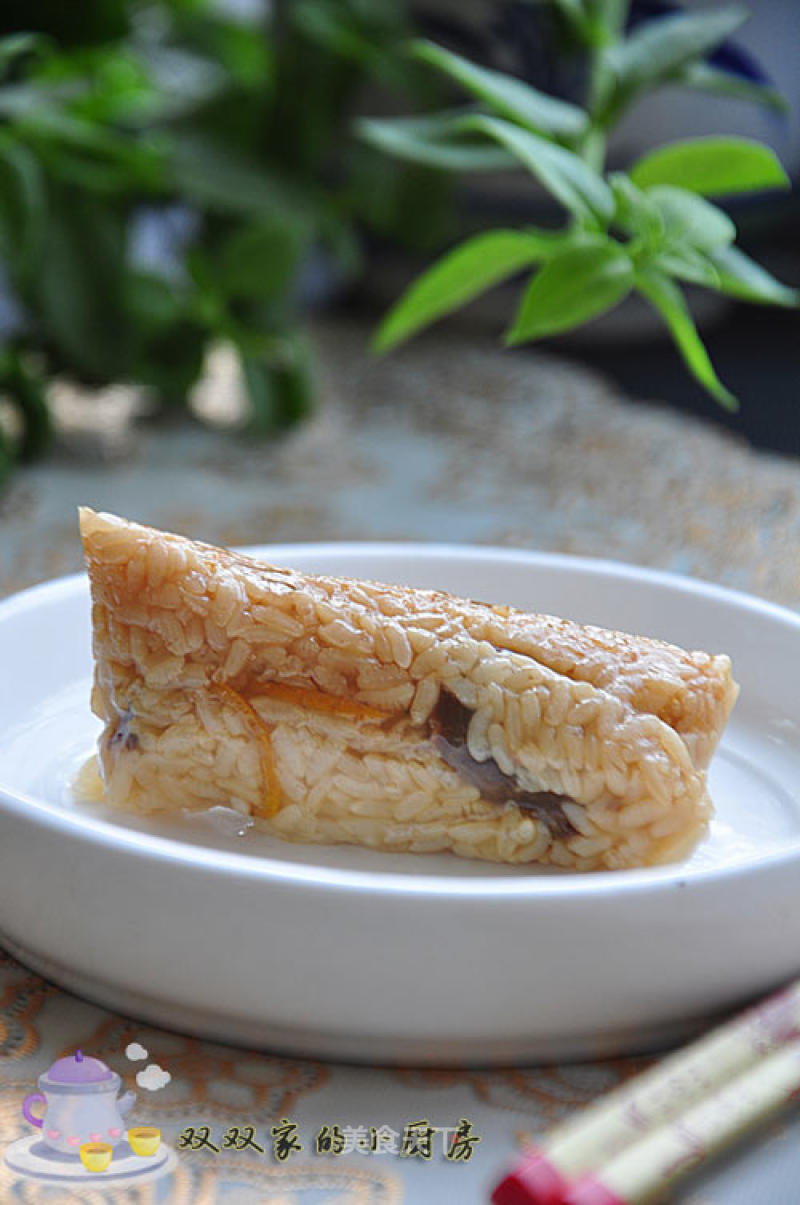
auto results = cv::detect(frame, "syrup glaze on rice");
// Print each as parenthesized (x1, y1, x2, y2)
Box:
(79, 509, 738, 871)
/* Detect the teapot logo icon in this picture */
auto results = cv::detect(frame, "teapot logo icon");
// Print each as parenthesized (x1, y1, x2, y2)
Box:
(4, 1049, 176, 1186)
(22, 1049, 136, 1156)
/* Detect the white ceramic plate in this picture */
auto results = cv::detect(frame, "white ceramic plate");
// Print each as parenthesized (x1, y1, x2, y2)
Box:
(2, 545, 800, 1065)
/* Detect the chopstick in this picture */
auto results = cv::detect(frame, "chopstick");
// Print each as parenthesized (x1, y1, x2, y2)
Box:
(491, 979, 800, 1205)
(562, 1040, 800, 1205)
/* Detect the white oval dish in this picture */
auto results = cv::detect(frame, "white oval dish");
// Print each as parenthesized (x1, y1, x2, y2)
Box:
(1, 544, 800, 1065)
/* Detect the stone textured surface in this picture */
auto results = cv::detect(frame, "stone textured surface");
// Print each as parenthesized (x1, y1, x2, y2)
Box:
(1, 318, 800, 610)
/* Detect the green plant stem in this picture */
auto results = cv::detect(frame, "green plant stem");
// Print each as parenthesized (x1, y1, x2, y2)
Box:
(574, 14, 612, 221)
(580, 125, 606, 173)
(580, 11, 614, 174)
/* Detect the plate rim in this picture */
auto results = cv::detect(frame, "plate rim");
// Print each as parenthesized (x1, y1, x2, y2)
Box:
(2, 541, 800, 903)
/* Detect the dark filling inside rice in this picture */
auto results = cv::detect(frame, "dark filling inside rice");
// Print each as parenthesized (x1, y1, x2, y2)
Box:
(107, 706, 140, 752)
(429, 690, 577, 839)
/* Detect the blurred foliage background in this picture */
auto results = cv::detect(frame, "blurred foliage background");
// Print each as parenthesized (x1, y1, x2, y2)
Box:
(0, 0, 796, 483)
(0, 0, 456, 479)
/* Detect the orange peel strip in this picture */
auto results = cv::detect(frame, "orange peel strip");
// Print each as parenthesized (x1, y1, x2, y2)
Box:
(209, 682, 283, 818)
(254, 680, 392, 722)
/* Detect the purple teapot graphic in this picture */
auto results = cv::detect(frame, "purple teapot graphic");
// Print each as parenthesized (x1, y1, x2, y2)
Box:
(22, 1050, 135, 1156)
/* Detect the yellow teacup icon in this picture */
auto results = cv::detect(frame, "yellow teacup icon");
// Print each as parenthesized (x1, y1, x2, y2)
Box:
(80, 1142, 113, 1173)
(128, 1126, 161, 1157)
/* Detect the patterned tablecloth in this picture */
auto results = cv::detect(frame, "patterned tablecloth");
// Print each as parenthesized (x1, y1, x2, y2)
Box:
(2, 319, 800, 1204)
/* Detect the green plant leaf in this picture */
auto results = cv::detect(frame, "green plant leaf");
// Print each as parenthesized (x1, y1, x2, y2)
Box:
(635, 267, 737, 409)
(133, 315, 207, 407)
(241, 337, 314, 434)
(186, 248, 227, 329)
(678, 62, 788, 112)
(0, 420, 13, 486)
(707, 245, 800, 308)
(651, 246, 721, 289)
(410, 39, 588, 140)
(292, 0, 402, 76)
(0, 33, 46, 76)
(610, 172, 663, 241)
(127, 271, 185, 331)
(170, 135, 305, 216)
(35, 184, 131, 380)
(9, 101, 168, 193)
(15, 105, 134, 157)
(11, 357, 52, 461)
(356, 112, 515, 172)
(241, 356, 278, 433)
(41, 156, 129, 194)
(595, 0, 631, 37)
(374, 228, 569, 352)
(649, 186, 735, 251)
(507, 237, 633, 342)
(203, 18, 272, 87)
(0, 138, 46, 275)
(550, 0, 587, 22)
(605, 7, 748, 99)
(463, 114, 614, 222)
(0, 347, 52, 461)
(631, 137, 790, 196)
(217, 216, 311, 302)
